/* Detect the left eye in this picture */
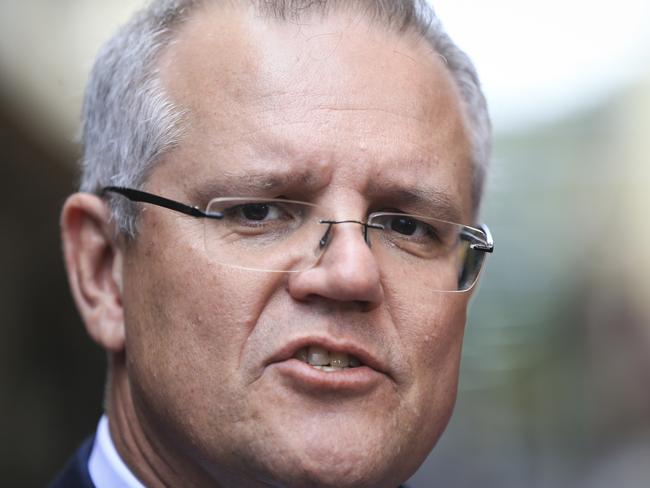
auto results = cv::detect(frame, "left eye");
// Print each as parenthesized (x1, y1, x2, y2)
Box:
(387, 215, 434, 238)
(389, 216, 420, 236)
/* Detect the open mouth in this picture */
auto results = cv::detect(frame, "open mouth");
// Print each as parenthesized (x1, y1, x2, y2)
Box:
(267, 340, 386, 392)
(293, 346, 363, 372)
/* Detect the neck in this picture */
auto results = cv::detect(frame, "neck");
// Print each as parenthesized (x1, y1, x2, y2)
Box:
(106, 356, 221, 488)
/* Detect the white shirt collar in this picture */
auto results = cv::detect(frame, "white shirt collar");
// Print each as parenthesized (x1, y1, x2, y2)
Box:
(88, 415, 146, 488)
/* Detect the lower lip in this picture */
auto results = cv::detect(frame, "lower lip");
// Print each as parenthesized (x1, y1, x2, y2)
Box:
(268, 358, 385, 394)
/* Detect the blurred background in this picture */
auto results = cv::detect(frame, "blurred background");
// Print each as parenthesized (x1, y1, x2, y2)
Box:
(1, 0, 648, 486)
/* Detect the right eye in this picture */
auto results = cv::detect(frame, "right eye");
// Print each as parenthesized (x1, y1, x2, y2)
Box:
(222, 201, 290, 226)
(234, 203, 279, 222)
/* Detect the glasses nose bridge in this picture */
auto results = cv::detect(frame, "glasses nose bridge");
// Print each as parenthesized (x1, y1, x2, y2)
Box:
(318, 219, 377, 250)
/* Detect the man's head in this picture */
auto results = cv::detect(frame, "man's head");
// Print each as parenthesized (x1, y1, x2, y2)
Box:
(61, 1, 491, 486)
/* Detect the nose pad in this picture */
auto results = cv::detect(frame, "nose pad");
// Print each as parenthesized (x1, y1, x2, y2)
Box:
(318, 223, 333, 250)
(317, 220, 375, 251)
(289, 220, 384, 308)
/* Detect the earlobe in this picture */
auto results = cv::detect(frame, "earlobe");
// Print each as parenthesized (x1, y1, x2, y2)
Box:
(61, 193, 126, 353)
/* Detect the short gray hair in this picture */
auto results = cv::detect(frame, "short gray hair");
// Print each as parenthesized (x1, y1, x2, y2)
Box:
(80, 0, 491, 236)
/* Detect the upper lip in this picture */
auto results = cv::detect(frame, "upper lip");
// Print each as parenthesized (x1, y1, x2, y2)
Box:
(265, 335, 389, 376)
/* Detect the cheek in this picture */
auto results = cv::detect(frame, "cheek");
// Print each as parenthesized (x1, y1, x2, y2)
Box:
(386, 276, 468, 402)
(124, 220, 276, 353)
(386, 272, 468, 359)
(120, 228, 284, 435)
(416, 293, 467, 371)
(419, 294, 466, 393)
(381, 280, 468, 464)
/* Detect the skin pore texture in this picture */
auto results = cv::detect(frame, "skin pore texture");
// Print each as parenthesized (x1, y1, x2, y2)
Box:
(63, 4, 477, 488)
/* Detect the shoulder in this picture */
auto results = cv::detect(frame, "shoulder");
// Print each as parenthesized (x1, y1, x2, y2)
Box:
(48, 436, 96, 488)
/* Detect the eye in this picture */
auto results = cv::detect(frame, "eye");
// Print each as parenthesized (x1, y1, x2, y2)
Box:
(386, 215, 435, 240)
(206, 199, 311, 242)
(238, 203, 277, 221)
(389, 216, 420, 236)
(222, 202, 288, 223)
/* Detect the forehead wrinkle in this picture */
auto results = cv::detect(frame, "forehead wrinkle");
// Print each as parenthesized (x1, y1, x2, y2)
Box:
(223, 170, 320, 191)
(311, 104, 425, 124)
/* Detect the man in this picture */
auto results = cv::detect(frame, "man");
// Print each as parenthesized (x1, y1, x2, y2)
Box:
(53, 0, 493, 486)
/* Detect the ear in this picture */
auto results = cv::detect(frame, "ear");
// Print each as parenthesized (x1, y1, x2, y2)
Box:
(61, 193, 126, 353)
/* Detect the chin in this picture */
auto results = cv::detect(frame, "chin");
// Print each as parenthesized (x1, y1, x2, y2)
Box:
(266, 458, 404, 488)
(251, 429, 417, 488)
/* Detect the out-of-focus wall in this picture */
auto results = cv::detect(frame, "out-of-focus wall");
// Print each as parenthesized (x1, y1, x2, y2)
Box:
(0, 3, 140, 484)
(0, 0, 139, 153)
(620, 78, 650, 318)
(0, 103, 105, 485)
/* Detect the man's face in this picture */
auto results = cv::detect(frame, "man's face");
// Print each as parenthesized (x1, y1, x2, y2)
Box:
(121, 6, 475, 487)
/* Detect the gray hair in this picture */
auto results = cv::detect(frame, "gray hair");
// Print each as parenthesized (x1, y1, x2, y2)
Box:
(80, 0, 491, 236)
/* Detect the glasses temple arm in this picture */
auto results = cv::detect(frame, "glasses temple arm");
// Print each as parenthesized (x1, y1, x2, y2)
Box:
(102, 186, 223, 219)
(467, 223, 494, 253)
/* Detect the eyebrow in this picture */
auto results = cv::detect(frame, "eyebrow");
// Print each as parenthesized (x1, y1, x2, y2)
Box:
(191, 167, 464, 222)
(367, 183, 464, 223)
(192, 169, 324, 202)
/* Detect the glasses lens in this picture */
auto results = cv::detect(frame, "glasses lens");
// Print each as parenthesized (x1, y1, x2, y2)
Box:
(204, 198, 327, 272)
(367, 213, 488, 292)
(203, 199, 490, 289)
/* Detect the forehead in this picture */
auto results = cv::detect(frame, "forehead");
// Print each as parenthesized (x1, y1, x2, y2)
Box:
(155, 4, 474, 219)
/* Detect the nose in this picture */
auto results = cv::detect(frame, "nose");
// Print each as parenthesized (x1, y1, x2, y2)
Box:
(288, 222, 384, 310)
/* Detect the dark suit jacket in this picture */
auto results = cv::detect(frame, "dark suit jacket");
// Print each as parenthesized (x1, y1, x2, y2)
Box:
(48, 436, 95, 488)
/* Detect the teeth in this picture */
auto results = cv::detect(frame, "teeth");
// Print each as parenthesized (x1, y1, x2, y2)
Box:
(294, 346, 362, 370)
(330, 351, 350, 368)
(307, 346, 330, 366)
